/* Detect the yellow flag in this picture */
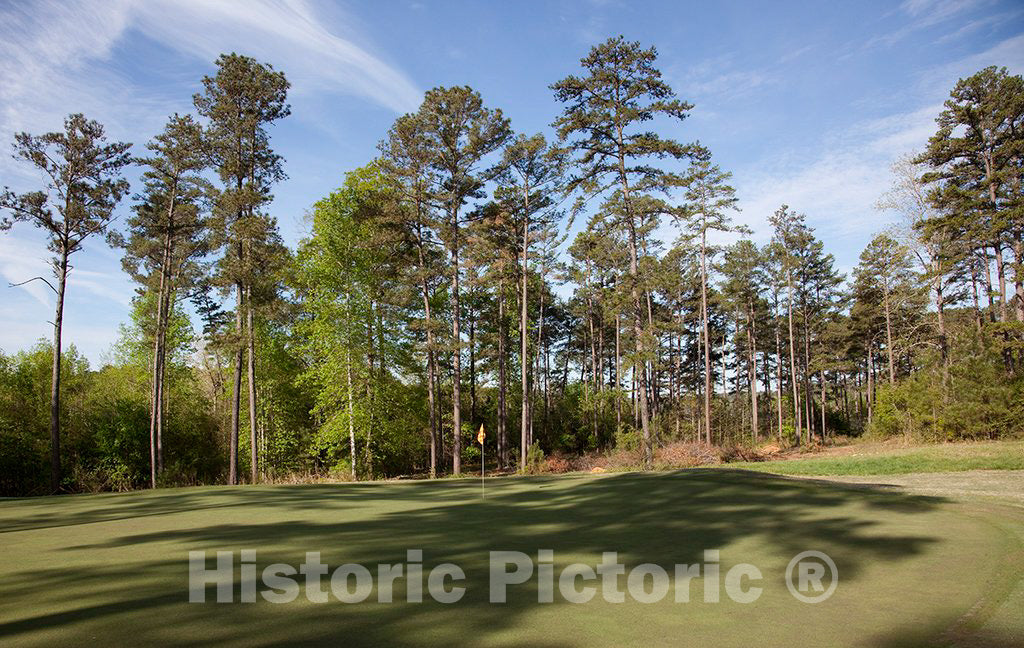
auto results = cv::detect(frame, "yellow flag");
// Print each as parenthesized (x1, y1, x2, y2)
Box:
(477, 424, 486, 445)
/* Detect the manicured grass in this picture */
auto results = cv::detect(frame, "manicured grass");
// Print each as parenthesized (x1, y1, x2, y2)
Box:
(726, 440, 1024, 476)
(0, 470, 1021, 647)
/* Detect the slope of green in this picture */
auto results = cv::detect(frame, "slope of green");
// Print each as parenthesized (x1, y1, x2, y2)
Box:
(0, 470, 1020, 647)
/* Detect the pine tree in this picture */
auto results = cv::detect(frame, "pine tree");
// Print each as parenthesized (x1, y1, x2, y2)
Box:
(1, 114, 131, 492)
(115, 114, 211, 487)
(501, 133, 565, 470)
(855, 234, 920, 386)
(721, 240, 767, 442)
(194, 53, 290, 485)
(378, 113, 444, 476)
(674, 150, 743, 444)
(768, 205, 808, 443)
(916, 66, 1024, 368)
(552, 36, 695, 468)
(415, 86, 511, 475)
(878, 156, 967, 394)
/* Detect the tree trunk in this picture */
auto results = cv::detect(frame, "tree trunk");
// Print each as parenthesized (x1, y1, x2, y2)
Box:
(645, 288, 656, 415)
(615, 312, 622, 433)
(984, 248, 997, 323)
(426, 339, 437, 477)
(994, 243, 1012, 369)
(615, 124, 652, 467)
(470, 299, 477, 427)
(414, 223, 438, 478)
(48, 249, 69, 493)
(451, 206, 462, 476)
(1015, 235, 1024, 323)
(155, 285, 171, 478)
(598, 309, 606, 391)
(786, 271, 801, 443)
(536, 279, 546, 442)
(498, 279, 507, 467)
(748, 303, 758, 443)
(247, 290, 258, 484)
(154, 190, 177, 482)
(775, 311, 783, 442)
(820, 371, 826, 440)
(883, 283, 895, 385)
(149, 232, 169, 489)
(229, 280, 243, 485)
(587, 288, 598, 448)
(934, 262, 949, 398)
(346, 346, 356, 480)
(561, 326, 572, 394)
(520, 196, 530, 471)
(366, 302, 377, 480)
(867, 341, 875, 423)
(803, 309, 812, 442)
(701, 228, 712, 445)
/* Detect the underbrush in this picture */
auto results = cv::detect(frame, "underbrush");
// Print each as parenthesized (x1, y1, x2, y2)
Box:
(537, 439, 808, 475)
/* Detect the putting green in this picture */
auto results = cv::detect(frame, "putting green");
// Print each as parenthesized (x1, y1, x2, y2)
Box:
(1, 470, 1021, 647)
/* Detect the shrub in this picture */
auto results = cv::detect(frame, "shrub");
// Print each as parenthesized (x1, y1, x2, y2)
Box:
(525, 442, 546, 474)
(545, 456, 572, 473)
(614, 426, 641, 452)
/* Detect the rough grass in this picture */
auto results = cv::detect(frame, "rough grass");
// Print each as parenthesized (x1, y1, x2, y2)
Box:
(1, 469, 1022, 646)
(723, 440, 1024, 476)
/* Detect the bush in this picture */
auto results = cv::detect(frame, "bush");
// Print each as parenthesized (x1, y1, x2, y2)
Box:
(525, 442, 545, 474)
(614, 426, 641, 452)
(868, 353, 1024, 442)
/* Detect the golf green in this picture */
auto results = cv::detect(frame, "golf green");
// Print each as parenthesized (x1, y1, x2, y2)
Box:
(1, 470, 1021, 647)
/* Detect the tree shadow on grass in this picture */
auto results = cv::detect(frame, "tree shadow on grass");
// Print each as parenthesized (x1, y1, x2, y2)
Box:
(0, 469, 959, 647)
(0, 479, 487, 534)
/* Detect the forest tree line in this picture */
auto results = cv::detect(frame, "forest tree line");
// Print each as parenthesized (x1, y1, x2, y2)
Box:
(1, 38, 1022, 495)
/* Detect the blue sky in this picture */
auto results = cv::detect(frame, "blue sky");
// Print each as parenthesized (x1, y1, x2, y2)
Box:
(1, 0, 1022, 365)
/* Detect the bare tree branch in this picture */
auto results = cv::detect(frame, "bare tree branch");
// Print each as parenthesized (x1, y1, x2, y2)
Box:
(8, 276, 58, 294)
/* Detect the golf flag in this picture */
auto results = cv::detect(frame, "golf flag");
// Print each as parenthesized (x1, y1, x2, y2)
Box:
(478, 424, 486, 499)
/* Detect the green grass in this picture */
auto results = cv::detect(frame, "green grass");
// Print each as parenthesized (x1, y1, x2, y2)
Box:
(725, 440, 1024, 476)
(1, 469, 1022, 646)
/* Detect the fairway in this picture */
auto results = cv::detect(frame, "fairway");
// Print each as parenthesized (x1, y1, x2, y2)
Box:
(2, 470, 1022, 647)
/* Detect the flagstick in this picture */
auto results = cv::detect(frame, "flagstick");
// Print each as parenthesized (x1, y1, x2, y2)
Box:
(481, 443, 485, 499)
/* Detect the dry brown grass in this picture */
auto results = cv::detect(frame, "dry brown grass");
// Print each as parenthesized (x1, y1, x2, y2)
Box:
(543, 441, 780, 475)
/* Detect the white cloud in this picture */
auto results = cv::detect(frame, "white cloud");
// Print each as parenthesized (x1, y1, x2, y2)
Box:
(0, 231, 133, 308)
(129, 0, 421, 113)
(900, 0, 987, 21)
(731, 33, 1024, 267)
(0, 235, 55, 308)
(0, 0, 420, 170)
(864, 0, 992, 50)
(736, 147, 899, 244)
(935, 11, 1017, 44)
(919, 32, 1024, 87)
(0, 0, 421, 363)
(676, 54, 776, 105)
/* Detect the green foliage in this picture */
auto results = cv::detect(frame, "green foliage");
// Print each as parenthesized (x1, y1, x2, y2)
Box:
(614, 426, 642, 453)
(869, 349, 1024, 441)
(524, 442, 546, 474)
(0, 342, 224, 495)
(0, 343, 88, 495)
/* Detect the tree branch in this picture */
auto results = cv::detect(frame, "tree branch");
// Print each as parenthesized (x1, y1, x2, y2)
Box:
(9, 276, 58, 295)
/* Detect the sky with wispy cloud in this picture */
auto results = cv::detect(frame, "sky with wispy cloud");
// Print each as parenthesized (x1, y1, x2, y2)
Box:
(1, 0, 1022, 364)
